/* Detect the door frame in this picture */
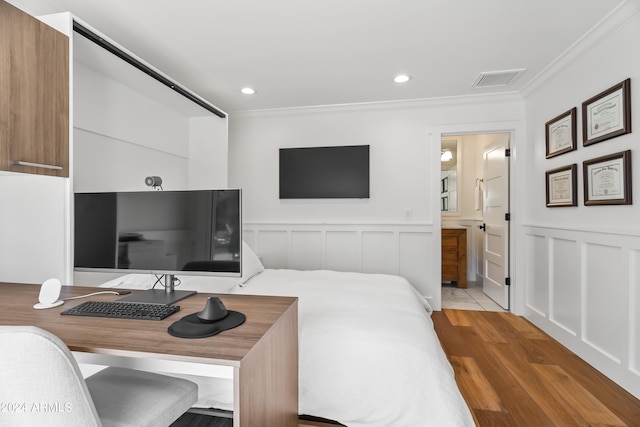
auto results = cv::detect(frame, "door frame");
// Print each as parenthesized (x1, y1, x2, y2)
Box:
(430, 121, 524, 315)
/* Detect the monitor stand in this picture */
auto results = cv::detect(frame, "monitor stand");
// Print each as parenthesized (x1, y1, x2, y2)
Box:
(116, 274, 196, 305)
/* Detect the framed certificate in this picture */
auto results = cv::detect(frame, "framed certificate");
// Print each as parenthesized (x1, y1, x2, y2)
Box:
(546, 164, 577, 207)
(583, 150, 632, 205)
(582, 79, 631, 146)
(546, 108, 577, 158)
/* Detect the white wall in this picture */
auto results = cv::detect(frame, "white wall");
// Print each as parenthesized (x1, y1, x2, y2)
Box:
(520, 1, 640, 398)
(229, 95, 524, 309)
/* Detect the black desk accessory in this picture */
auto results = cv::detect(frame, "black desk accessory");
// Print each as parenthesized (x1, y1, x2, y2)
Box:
(62, 301, 180, 321)
(197, 296, 228, 322)
(168, 297, 245, 339)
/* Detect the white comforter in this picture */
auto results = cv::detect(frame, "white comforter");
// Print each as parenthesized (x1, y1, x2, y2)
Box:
(231, 269, 474, 427)
(100, 269, 474, 426)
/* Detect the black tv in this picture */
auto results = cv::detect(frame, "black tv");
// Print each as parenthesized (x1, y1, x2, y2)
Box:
(279, 145, 370, 199)
(74, 189, 241, 304)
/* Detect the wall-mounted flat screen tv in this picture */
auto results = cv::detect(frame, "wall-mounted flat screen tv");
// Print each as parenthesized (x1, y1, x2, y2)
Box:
(279, 145, 370, 199)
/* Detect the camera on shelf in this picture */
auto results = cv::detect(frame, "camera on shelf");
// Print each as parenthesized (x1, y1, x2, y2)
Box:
(145, 176, 163, 189)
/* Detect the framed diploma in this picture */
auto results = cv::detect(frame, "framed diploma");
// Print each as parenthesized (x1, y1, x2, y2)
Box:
(583, 150, 632, 205)
(582, 79, 631, 146)
(546, 164, 577, 207)
(546, 108, 577, 158)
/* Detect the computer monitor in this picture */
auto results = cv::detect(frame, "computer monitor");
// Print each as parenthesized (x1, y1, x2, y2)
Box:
(74, 189, 241, 304)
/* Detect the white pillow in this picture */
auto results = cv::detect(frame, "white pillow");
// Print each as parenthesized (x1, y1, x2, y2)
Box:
(240, 241, 264, 284)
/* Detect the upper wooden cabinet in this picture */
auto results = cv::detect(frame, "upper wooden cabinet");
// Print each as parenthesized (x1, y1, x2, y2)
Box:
(0, 0, 69, 177)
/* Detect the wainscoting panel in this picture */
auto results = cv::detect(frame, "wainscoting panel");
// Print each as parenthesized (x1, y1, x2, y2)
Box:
(290, 231, 323, 271)
(525, 234, 549, 316)
(523, 226, 640, 400)
(325, 231, 360, 272)
(243, 223, 435, 304)
(362, 232, 397, 275)
(399, 232, 432, 295)
(584, 242, 626, 364)
(632, 249, 640, 377)
(255, 230, 288, 267)
(550, 238, 579, 335)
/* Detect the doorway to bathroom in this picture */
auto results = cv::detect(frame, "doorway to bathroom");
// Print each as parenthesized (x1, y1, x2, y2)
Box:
(441, 132, 511, 311)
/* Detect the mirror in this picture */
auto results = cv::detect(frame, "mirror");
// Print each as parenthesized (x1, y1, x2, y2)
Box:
(441, 139, 458, 212)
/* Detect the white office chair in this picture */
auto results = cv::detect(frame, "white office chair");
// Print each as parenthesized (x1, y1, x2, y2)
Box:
(0, 326, 198, 427)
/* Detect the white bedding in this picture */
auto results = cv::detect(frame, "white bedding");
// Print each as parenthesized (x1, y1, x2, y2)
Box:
(231, 269, 474, 427)
(100, 268, 474, 426)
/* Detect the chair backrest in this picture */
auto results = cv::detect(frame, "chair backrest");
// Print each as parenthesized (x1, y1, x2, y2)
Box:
(0, 326, 102, 427)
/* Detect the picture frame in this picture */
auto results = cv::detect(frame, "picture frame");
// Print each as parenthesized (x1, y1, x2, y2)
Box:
(546, 107, 577, 158)
(545, 164, 577, 207)
(441, 196, 448, 211)
(583, 150, 632, 205)
(582, 79, 631, 146)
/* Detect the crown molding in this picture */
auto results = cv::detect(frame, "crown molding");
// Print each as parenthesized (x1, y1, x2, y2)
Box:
(521, 0, 640, 98)
(232, 92, 523, 119)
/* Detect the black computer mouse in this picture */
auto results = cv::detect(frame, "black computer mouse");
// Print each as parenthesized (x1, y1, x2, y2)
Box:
(197, 296, 228, 323)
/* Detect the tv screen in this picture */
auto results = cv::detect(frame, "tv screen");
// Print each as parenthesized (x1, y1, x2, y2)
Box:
(74, 189, 241, 277)
(279, 145, 370, 199)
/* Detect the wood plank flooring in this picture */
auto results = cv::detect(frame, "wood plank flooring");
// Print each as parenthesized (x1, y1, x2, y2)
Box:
(174, 309, 640, 426)
(432, 309, 640, 427)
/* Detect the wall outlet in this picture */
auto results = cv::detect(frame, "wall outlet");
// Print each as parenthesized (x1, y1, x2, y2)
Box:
(404, 208, 412, 220)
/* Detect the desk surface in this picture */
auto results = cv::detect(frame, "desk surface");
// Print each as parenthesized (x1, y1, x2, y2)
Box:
(0, 283, 297, 367)
(0, 282, 299, 426)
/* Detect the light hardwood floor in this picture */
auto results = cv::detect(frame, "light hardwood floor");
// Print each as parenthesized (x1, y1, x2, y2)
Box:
(175, 309, 640, 426)
(433, 309, 640, 426)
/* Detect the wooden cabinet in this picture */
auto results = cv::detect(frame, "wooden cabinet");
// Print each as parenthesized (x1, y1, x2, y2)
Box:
(0, 0, 69, 177)
(442, 228, 467, 288)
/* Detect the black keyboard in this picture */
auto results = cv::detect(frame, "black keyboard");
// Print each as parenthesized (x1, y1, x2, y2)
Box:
(61, 301, 180, 321)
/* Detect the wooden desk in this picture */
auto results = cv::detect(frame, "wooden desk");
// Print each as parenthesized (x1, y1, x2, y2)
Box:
(442, 228, 467, 288)
(0, 283, 298, 427)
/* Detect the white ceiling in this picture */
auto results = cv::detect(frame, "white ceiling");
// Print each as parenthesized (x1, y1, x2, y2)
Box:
(14, 0, 625, 113)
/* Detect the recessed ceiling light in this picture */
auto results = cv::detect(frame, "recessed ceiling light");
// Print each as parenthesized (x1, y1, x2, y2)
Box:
(394, 74, 411, 84)
(241, 87, 256, 95)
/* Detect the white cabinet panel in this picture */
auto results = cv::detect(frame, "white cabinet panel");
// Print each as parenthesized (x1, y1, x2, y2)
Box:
(73, 129, 188, 192)
(0, 175, 68, 284)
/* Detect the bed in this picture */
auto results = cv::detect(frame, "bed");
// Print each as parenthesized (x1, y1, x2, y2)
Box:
(100, 245, 474, 426)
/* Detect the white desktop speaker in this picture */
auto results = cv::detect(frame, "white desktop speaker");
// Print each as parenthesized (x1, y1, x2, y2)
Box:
(33, 278, 64, 309)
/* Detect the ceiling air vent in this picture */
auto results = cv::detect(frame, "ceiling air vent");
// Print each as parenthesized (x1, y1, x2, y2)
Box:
(472, 69, 526, 88)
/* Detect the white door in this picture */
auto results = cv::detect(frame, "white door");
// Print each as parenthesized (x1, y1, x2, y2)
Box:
(482, 135, 510, 309)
